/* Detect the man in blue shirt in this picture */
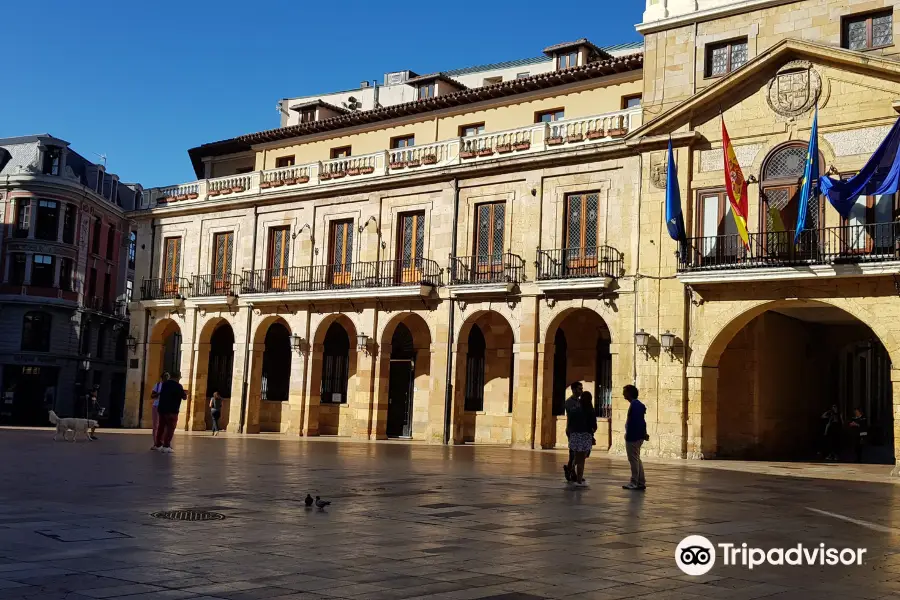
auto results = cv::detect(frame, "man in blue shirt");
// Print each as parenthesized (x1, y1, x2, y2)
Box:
(623, 385, 647, 491)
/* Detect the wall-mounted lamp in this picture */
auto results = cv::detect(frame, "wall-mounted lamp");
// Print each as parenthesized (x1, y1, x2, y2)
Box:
(634, 328, 650, 350)
(660, 330, 677, 354)
(291, 333, 309, 355)
(358, 216, 377, 233)
(357, 332, 373, 356)
(126, 334, 137, 355)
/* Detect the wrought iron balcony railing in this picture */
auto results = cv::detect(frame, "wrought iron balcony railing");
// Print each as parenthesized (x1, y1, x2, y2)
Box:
(677, 222, 900, 272)
(241, 258, 443, 294)
(192, 273, 243, 297)
(536, 246, 624, 280)
(141, 277, 190, 300)
(450, 253, 525, 285)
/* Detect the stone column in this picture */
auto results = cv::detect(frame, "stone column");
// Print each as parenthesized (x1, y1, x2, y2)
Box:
(355, 308, 378, 440)
(302, 343, 323, 436)
(370, 342, 391, 441)
(450, 342, 467, 444)
(533, 342, 554, 449)
(56, 204, 66, 242)
(891, 369, 900, 474)
(686, 365, 717, 459)
(23, 252, 33, 284)
(188, 341, 210, 431)
(244, 343, 264, 434)
(511, 296, 539, 449)
(284, 343, 305, 435)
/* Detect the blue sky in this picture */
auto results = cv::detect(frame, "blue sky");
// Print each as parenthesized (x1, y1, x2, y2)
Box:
(0, 1, 643, 188)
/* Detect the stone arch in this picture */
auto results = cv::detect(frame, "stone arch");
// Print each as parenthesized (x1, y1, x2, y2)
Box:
(143, 318, 182, 427)
(692, 299, 896, 463)
(375, 312, 434, 440)
(452, 310, 516, 445)
(185, 316, 236, 432)
(308, 314, 358, 436)
(247, 316, 294, 433)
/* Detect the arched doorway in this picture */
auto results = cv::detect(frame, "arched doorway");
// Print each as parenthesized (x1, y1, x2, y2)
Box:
(387, 323, 415, 438)
(141, 318, 182, 427)
(455, 311, 516, 444)
(206, 324, 234, 399)
(261, 323, 291, 402)
(321, 322, 350, 405)
(710, 302, 894, 463)
(541, 308, 612, 449)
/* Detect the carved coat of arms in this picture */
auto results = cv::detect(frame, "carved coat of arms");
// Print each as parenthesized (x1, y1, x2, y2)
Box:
(766, 61, 822, 118)
(650, 155, 667, 189)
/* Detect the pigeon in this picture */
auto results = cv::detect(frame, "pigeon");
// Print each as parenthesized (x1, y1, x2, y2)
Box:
(304, 494, 314, 507)
(315, 496, 331, 509)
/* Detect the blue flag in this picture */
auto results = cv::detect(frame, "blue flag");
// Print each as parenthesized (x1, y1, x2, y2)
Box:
(795, 107, 819, 244)
(819, 116, 900, 217)
(665, 139, 686, 243)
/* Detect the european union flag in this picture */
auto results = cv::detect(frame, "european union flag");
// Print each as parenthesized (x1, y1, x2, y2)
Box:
(665, 139, 686, 243)
(795, 107, 819, 244)
(820, 115, 900, 217)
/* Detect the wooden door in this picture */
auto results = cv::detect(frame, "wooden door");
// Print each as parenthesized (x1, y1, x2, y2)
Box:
(267, 226, 290, 290)
(397, 211, 425, 283)
(212, 231, 234, 294)
(564, 192, 599, 275)
(844, 191, 897, 255)
(163, 237, 181, 294)
(327, 220, 353, 286)
(474, 202, 505, 281)
(762, 185, 798, 259)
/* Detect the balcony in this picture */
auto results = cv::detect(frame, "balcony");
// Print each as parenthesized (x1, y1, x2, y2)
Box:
(191, 273, 243, 299)
(449, 253, 525, 296)
(141, 277, 190, 304)
(677, 223, 900, 283)
(142, 108, 642, 208)
(240, 258, 443, 301)
(536, 246, 624, 292)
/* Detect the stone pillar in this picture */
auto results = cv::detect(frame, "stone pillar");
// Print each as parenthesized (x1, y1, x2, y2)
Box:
(284, 343, 305, 435)
(512, 295, 538, 449)
(371, 342, 391, 441)
(450, 342, 468, 444)
(533, 342, 554, 449)
(244, 343, 264, 434)
(56, 204, 66, 242)
(175, 329, 195, 432)
(355, 309, 377, 439)
(53, 256, 61, 288)
(686, 365, 717, 459)
(427, 340, 447, 444)
(302, 343, 323, 436)
(188, 341, 210, 431)
(23, 252, 33, 284)
(891, 369, 900, 474)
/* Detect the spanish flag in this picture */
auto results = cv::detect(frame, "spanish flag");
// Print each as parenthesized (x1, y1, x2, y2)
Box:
(722, 118, 750, 248)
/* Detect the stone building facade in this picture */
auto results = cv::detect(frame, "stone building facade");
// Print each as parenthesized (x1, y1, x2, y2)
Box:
(0, 136, 139, 425)
(128, 1, 900, 466)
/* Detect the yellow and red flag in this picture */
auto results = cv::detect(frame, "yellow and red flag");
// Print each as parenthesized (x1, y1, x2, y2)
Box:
(722, 118, 750, 248)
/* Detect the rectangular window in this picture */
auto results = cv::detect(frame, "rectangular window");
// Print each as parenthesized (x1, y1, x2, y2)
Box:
(59, 258, 73, 292)
(299, 109, 316, 123)
(163, 237, 181, 293)
(106, 227, 115, 260)
(87, 267, 97, 300)
(103, 272, 111, 308)
(459, 123, 485, 137)
(35, 200, 59, 241)
(9, 254, 26, 285)
(43, 147, 61, 175)
(266, 226, 290, 290)
(564, 192, 602, 275)
(474, 202, 505, 276)
(81, 323, 92, 356)
(128, 231, 136, 269)
(275, 155, 295, 168)
(535, 108, 565, 123)
(843, 10, 893, 50)
(328, 220, 354, 285)
(330, 146, 352, 159)
(418, 83, 435, 99)
(557, 51, 578, 70)
(212, 231, 235, 293)
(63, 204, 76, 244)
(397, 211, 425, 283)
(622, 94, 642, 109)
(844, 182, 898, 252)
(125, 279, 133, 303)
(92, 218, 102, 254)
(696, 190, 739, 259)
(31, 255, 54, 288)
(706, 38, 748, 77)
(390, 135, 415, 149)
(15, 199, 30, 238)
(22, 312, 52, 352)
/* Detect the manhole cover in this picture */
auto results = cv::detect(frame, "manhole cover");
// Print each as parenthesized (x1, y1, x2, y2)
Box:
(151, 510, 225, 522)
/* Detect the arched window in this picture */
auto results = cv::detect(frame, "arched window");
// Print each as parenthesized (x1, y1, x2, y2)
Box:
(21, 312, 52, 352)
(321, 323, 350, 404)
(551, 329, 568, 416)
(207, 325, 234, 398)
(760, 143, 825, 235)
(261, 323, 291, 401)
(464, 325, 486, 411)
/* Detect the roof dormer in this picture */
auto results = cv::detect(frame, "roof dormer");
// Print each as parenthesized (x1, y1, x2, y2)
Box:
(288, 99, 351, 124)
(543, 38, 610, 70)
(405, 73, 467, 100)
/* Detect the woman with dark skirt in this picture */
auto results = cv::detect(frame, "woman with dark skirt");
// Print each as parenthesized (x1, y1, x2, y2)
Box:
(565, 390, 598, 488)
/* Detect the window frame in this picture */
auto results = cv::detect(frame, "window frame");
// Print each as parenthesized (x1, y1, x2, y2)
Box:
(14, 199, 30, 238)
(42, 147, 61, 175)
(60, 257, 73, 292)
(557, 51, 578, 70)
(34, 199, 59, 241)
(21, 312, 52, 352)
(9, 254, 26, 285)
(621, 94, 642, 109)
(128, 231, 136, 269)
(704, 37, 749, 78)
(842, 9, 894, 51)
(92, 218, 102, 254)
(31, 254, 55, 288)
(105, 226, 115, 260)
(274, 155, 295, 168)
(299, 108, 316, 123)
(459, 123, 486, 137)
(62, 203, 77, 244)
(390, 135, 415, 149)
(418, 82, 436, 100)
(330, 146, 352, 159)
(535, 108, 565, 123)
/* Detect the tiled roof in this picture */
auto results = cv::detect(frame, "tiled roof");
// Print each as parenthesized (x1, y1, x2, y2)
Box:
(542, 38, 607, 58)
(188, 52, 644, 177)
(444, 55, 549, 77)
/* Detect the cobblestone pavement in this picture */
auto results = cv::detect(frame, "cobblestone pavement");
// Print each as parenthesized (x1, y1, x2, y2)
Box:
(0, 430, 899, 600)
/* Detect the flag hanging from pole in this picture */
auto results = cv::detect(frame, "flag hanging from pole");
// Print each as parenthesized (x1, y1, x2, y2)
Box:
(794, 107, 819, 244)
(722, 118, 750, 248)
(665, 139, 686, 243)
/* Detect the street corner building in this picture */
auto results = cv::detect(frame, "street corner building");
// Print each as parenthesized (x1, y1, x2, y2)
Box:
(125, 0, 900, 468)
(0, 136, 139, 426)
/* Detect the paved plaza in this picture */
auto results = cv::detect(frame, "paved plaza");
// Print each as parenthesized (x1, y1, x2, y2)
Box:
(0, 430, 899, 599)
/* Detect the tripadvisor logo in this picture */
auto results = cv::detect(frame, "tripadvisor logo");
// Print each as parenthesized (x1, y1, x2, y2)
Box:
(676, 536, 866, 575)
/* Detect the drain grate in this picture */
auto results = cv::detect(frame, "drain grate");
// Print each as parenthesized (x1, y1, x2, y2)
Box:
(151, 510, 225, 522)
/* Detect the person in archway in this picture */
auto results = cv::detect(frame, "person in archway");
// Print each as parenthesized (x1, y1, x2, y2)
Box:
(209, 391, 223, 436)
(822, 404, 843, 461)
(154, 373, 186, 453)
(848, 407, 868, 463)
(623, 385, 648, 491)
(565, 388, 596, 488)
(150, 373, 165, 447)
(563, 381, 583, 483)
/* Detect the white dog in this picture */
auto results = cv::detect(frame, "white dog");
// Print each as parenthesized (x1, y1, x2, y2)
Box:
(48, 410, 98, 442)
